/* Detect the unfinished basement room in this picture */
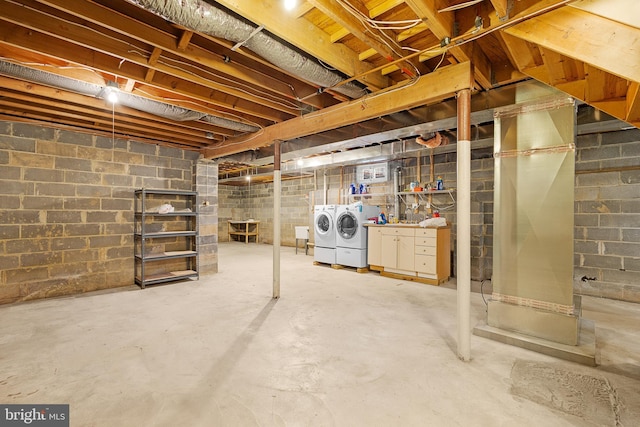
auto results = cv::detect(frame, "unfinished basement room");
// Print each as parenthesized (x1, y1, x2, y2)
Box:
(1, 0, 639, 425)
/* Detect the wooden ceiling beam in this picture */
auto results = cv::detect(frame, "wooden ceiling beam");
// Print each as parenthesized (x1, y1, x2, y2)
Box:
(214, 0, 389, 91)
(504, 5, 640, 84)
(0, 22, 290, 124)
(309, 0, 403, 63)
(370, 0, 405, 18)
(404, 0, 496, 89)
(0, 78, 226, 139)
(34, 0, 329, 110)
(404, 0, 453, 41)
(584, 64, 628, 104)
(627, 82, 640, 124)
(0, 98, 211, 147)
(0, 3, 300, 117)
(489, 0, 511, 19)
(203, 61, 472, 158)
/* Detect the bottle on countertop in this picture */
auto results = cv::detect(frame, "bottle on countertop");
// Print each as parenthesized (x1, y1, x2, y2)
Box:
(436, 176, 444, 190)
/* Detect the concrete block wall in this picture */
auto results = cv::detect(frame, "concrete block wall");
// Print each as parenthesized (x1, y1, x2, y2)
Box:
(218, 177, 315, 245)
(573, 129, 640, 302)
(216, 128, 639, 303)
(0, 121, 210, 304)
(195, 160, 218, 275)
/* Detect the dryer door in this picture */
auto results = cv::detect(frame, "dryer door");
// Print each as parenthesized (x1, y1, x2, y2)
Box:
(315, 212, 332, 237)
(336, 211, 358, 240)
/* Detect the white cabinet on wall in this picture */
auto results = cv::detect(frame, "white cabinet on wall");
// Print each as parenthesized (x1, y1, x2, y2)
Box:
(367, 224, 450, 285)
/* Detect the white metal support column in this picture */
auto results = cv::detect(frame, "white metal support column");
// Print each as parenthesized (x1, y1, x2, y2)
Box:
(456, 88, 471, 361)
(273, 141, 281, 298)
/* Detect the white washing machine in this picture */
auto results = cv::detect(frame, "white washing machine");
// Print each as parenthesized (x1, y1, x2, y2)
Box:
(313, 204, 338, 264)
(335, 203, 380, 268)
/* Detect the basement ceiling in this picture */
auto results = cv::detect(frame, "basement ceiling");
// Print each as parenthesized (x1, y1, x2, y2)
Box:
(0, 0, 638, 177)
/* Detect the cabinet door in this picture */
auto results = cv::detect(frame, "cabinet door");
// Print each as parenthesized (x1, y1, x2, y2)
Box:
(396, 235, 415, 271)
(381, 234, 398, 269)
(367, 227, 383, 266)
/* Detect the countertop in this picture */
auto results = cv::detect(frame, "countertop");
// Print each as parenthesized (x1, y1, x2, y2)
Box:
(364, 222, 450, 229)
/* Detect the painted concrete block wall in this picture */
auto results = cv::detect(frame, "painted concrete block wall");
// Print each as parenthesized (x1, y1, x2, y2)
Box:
(218, 178, 314, 244)
(0, 121, 212, 304)
(573, 129, 640, 302)
(216, 129, 639, 303)
(195, 160, 219, 275)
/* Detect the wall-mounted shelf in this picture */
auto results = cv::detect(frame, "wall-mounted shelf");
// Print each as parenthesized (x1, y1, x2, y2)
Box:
(134, 189, 198, 288)
(397, 189, 456, 204)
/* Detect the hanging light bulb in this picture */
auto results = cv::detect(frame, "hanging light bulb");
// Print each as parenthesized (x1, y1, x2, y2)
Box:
(106, 90, 119, 104)
(283, 0, 296, 11)
(104, 80, 119, 103)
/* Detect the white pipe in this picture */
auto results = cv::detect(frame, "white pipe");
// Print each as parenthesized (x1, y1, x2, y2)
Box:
(323, 170, 329, 205)
(273, 143, 281, 298)
(393, 167, 400, 219)
(457, 139, 471, 361)
(456, 87, 472, 362)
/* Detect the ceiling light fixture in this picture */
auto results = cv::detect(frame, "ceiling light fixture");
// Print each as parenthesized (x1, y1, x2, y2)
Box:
(283, 0, 296, 11)
(104, 80, 119, 104)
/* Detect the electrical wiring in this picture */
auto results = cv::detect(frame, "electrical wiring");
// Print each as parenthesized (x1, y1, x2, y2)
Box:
(317, 59, 338, 71)
(480, 279, 489, 308)
(329, 0, 573, 93)
(432, 52, 447, 73)
(0, 57, 99, 75)
(334, 0, 408, 61)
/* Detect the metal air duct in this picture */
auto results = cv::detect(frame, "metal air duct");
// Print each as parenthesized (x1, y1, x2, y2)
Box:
(126, 0, 366, 99)
(0, 60, 258, 132)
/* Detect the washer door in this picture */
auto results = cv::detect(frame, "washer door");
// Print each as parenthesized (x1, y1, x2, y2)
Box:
(336, 211, 358, 240)
(315, 212, 332, 237)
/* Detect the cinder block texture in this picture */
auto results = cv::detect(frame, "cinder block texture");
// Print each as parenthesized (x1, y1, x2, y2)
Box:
(0, 121, 215, 304)
(574, 130, 640, 303)
(218, 129, 639, 303)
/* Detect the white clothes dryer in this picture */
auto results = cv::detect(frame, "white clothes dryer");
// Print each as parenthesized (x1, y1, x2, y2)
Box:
(335, 203, 380, 268)
(313, 204, 338, 264)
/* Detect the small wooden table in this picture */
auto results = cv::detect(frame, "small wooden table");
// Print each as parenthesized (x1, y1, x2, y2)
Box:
(228, 220, 260, 243)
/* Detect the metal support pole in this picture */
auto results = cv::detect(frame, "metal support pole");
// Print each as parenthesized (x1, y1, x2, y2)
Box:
(456, 88, 472, 361)
(273, 141, 281, 298)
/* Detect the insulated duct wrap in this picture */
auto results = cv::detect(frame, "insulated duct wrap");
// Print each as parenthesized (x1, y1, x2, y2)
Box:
(127, 0, 365, 99)
(0, 61, 104, 97)
(200, 115, 258, 132)
(0, 60, 257, 132)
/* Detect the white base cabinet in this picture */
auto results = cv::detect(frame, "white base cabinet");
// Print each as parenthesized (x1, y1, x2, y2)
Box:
(367, 224, 450, 285)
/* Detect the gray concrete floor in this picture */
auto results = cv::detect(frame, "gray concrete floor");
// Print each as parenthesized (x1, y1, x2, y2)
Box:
(1, 242, 639, 426)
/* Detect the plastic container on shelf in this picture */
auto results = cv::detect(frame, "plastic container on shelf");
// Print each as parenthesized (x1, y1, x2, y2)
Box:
(436, 176, 444, 190)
